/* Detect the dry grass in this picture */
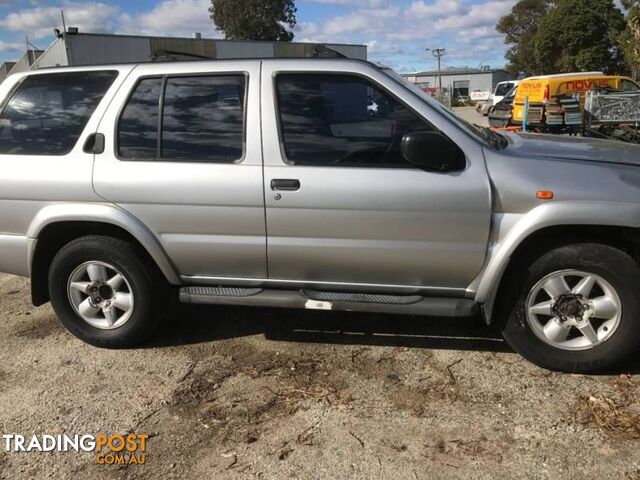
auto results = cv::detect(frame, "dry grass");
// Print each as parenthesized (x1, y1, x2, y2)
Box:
(572, 394, 640, 440)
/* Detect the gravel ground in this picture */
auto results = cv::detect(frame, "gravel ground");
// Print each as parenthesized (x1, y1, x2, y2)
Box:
(1, 270, 640, 479)
(452, 106, 490, 128)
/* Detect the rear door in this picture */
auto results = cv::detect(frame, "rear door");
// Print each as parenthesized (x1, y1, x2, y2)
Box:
(94, 61, 267, 279)
(261, 60, 492, 292)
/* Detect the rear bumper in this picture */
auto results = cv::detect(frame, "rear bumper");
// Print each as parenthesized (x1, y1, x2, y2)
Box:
(0, 234, 30, 277)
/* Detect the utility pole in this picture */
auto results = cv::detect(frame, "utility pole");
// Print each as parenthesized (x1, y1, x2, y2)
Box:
(426, 48, 446, 93)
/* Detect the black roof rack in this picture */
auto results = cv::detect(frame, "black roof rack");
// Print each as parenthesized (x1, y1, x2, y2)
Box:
(150, 49, 213, 62)
(307, 45, 347, 58)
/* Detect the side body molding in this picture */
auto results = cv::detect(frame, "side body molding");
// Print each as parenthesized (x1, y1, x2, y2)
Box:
(26, 203, 181, 285)
(476, 201, 640, 321)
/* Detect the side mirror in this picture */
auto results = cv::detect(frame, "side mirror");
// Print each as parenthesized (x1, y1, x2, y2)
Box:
(401, 131, 466, 172)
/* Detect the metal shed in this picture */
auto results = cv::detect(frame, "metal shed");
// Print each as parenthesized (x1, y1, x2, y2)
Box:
(17, 32, 366, 72)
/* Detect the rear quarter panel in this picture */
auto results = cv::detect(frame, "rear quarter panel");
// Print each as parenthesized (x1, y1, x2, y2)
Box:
(0, 66, 135, 276)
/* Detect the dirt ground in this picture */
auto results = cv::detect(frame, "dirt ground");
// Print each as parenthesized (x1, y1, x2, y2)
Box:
(1, 272, 640, 480)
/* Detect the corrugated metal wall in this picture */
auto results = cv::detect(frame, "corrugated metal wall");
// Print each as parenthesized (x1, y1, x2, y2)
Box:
(31, 40, 67, 70)
(69, 35, 151, 65)
(216, 40, 273, 58)
(8, 50, 43, 74)
(0, 62, 15, 84)
(27, 34, 367, 69)
(149, 37, 216, 58)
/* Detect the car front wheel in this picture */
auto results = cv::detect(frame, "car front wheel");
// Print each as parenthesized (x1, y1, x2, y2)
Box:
(501, 243, 640, 372)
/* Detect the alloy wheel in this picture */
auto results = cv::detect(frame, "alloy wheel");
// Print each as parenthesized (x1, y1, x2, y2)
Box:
(525, 269, 621, 351)
(67, 261, 134, 330)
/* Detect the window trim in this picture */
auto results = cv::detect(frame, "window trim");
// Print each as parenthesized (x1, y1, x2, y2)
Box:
(115, 71, 250, 164)
(272, 71, 441, 169)
(0, 70, 118, 157)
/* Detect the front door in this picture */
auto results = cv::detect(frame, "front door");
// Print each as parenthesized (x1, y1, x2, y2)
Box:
(261, 64, 491, 291)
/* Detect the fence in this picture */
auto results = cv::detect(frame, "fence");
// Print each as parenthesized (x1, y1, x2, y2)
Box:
(430, 92, 452, 109)
(585, 91, 640, 125)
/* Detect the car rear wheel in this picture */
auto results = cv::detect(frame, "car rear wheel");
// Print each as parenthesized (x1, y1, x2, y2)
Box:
(501, 243, 640, 372)
(49, 235, 160, 348)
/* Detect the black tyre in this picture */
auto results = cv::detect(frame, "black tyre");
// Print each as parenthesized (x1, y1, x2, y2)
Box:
(48, 235, 160, 348)
(501, 243, 640, 373)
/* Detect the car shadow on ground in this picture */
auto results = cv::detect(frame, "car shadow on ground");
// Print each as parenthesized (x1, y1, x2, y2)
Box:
(147, 304, 513, 353)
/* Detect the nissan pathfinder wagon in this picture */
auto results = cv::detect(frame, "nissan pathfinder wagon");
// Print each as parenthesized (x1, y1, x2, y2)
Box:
(1, 58, 640, 372)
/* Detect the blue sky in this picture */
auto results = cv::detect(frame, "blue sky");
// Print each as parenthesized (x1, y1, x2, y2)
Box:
(0, 0, 518, 72)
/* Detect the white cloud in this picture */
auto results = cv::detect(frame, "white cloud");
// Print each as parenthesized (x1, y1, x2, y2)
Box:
(0, 0, 518, 69)
(306, 0, 352, 4)
(118, 0, 221, 38)
(0, 2, 119, 39)
(406, 0, 462, 17)
(295, 0, 518, 68)
(0, 40, 23, 52)
(366, 40, 403, 55)
(432, 0, 514, 31)
(0, 0, 220, 44)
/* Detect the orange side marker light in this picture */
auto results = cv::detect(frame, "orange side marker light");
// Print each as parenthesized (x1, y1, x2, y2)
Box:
(536, 190, 554, 200)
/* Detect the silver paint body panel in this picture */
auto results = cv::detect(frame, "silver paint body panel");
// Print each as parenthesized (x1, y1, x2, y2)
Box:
(92, 61, 267, 278)
(0, 59, 639, 321)
(260, 60, 492, 288)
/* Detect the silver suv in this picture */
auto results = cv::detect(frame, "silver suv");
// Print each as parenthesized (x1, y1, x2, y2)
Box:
(1, 58, 640, 372)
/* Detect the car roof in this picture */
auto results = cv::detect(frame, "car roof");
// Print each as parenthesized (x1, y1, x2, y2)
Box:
(523, 72, 605, 81)
(24, 57, 376, 75)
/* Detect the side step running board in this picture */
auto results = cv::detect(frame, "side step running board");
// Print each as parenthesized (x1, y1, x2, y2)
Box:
(179, 286, 477, 317)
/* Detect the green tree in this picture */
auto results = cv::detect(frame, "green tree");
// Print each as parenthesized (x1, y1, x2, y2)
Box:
(534, 0, 627, 74)
(619, 0, 640, 79)
(209, 0, 297, 42)
(496, 0, 557, 75)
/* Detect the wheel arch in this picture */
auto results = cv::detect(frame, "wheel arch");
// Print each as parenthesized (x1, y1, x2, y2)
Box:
(28, 204, 180, 306)
(476, 202, 640, 323)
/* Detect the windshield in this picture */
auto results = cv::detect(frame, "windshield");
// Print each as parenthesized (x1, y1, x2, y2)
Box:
(381, 68, 507, 150)
(494, 82, 515, 97)
(620, 79, 640, 92)
(504, 86, 517, 98)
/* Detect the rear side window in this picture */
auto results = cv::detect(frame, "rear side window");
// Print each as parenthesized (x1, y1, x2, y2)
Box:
(275, 73, 434, 167)
(118, 78, 162, 160)
(0, 71, 117, 155)
(117, 74, 246, 163)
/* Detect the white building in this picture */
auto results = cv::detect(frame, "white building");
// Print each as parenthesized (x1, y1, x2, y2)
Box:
(403, 67, 516, 98)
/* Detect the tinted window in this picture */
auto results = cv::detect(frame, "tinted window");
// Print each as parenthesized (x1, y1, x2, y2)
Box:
(117, 75, 246, 162)
(118, 77, 162, 160)
(276, 74, 433, 167)
(162, 75, 245, 162)
(0, 71, 117, 155)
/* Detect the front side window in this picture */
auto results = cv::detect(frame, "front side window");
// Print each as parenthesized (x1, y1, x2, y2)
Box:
(117, 74, 246, 163)
(276, 73, 434, 168)
(0, 71, 117, 155)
